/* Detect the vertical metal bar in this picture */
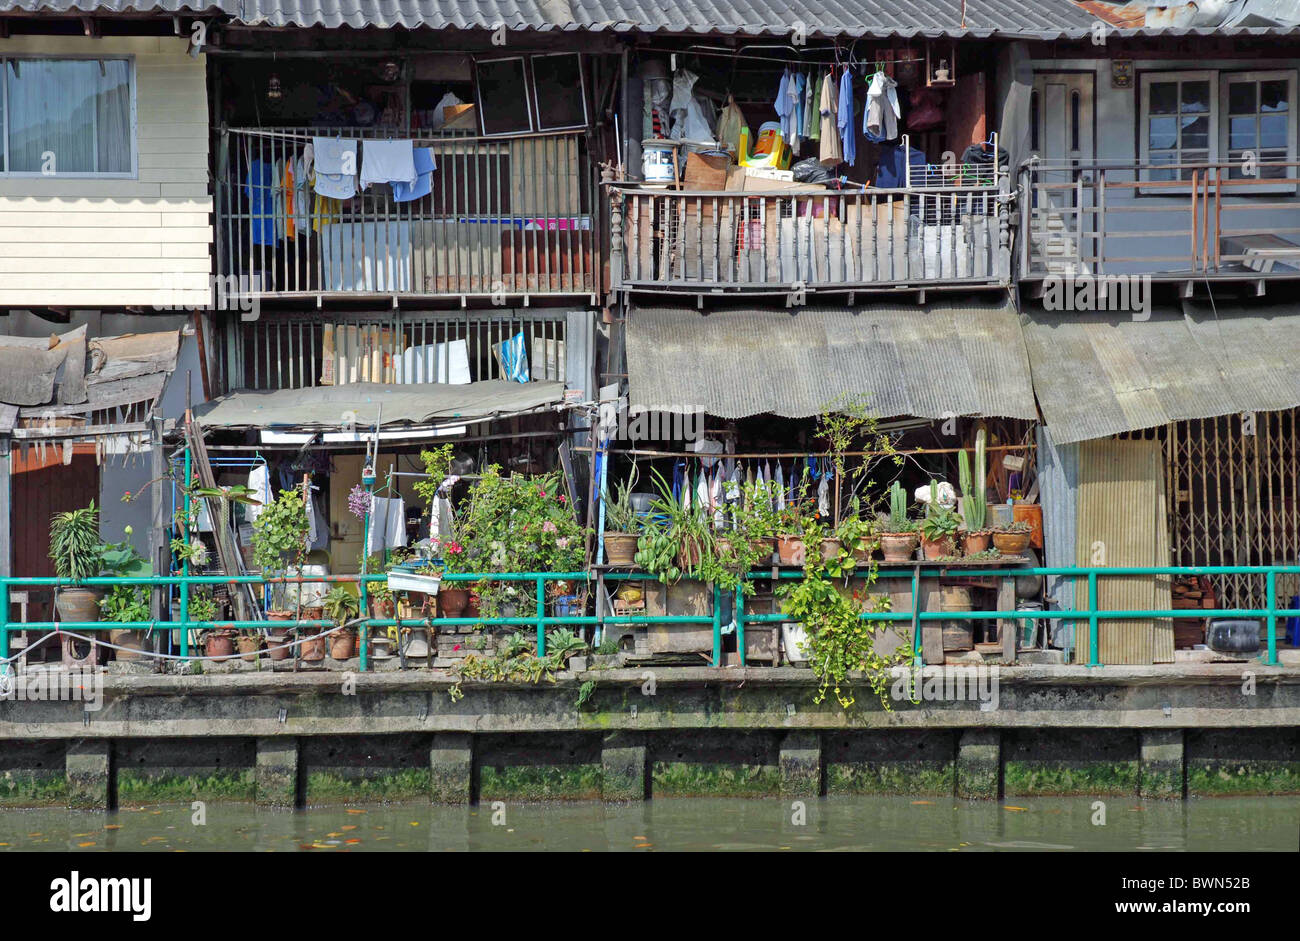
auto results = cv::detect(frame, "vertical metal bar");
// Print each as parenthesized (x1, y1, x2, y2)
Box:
(1087, 570, 1099, 667)
(711, 582, 722, 666)
(180, 445, 192, 662)
(734, 585, 745, 666)
(1266, 568, 1278, 666)
(535, 576, 546, 656)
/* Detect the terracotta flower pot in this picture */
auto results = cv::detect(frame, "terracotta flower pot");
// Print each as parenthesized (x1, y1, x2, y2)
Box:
(236, 634, 263, 661)
(992, 531, 1031, 555)
(110, 628, 146, 661)
(465, 592, 481, 618)
(265, 630, 293, 661)
(919, 535, 956, 560)
(676, 538, 704, 571)
(329, 628, 357, 660)
(267, 610, 295, 621)
(775, 535, 806, 566)
(204, 631, 235, 658)
(438, 588, 470, 618)
(370, 597, 394, 619)
(604, 532, 639, 566)
(301, 605, 324, 621)
(963, 531, 992, 555)
(878, 532, 918, 563)
(820, 538, 842, 562)
(55, 587, 102, 624)
(749, 537, 776, 563)
(298, 631, 326, 661)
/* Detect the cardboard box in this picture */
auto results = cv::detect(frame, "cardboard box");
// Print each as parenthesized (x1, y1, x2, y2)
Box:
(443, 103, 475, 128)
(683, 151, 730, 190)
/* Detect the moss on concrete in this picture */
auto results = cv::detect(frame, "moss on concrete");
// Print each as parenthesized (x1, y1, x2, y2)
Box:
(1003, 761, 1139, 796)
(652, 762, 780, 797)
(0, 771, 67, 807)
(478, 764, 603, 801)
(1187, 762, 1300, 796)
(117, 770, 255, 803)
(305, 768, 432, 803)
(825, 762, 955, 796)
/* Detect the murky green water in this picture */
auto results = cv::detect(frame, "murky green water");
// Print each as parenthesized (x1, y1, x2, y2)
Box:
(1, 797, 1296, 851)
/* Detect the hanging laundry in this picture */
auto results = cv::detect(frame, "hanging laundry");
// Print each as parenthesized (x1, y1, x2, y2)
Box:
(392, 147, 438, 202)
(367, 494, 408, 554)
(774, 463, 785, 512)
(775, 70, 796, 145)
(247, 464, 271, 522)
(837, 68, 857, 167)
(716, 95, 746, 156)
(820, 71, 843, 166)
(312, 136, 357, 199)
(809, 72, 823, 143)
(245, 158, 277, 247)
(281, 160, 296, 240)
(864, 71, 901, 142)
(790, 72, 805, 156)
(817, 470, 830, 518)
(360, 138, 417, 191)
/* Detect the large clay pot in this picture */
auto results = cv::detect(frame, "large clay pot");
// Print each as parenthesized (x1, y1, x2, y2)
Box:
(775, 535, 806, 566)
(265, 630, 293, 661)
(963, 531, 992, 556)
(749, 538, 776, 564)
(370, 597, 394, 619)
(55, 587, 101, 624)
(878, 532, 918, 563)
(820, 538, 842, 562)
(993, 531, 1032, 555)
(298, 631, 327, 661)
(920, 535, 956, 560)
(109, 628, 146, 662)
(236, 634, 263, 661)
(439, 588, 470, 618)
(604, 532, 639, 566)
(329, 628, 357, 660)
(204, 631, 235, 658)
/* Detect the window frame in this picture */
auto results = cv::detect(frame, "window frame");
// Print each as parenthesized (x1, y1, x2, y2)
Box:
(0, 54, 139, 180)
(1138, 69, 1218, 193)
(528, 52, 588, 132)
(1217, 68, 1297, 196)
(473, 52, 589, 138)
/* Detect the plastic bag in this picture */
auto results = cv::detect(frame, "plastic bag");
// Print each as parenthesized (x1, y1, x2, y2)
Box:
(669, 69, 714, 142)
(791, 156, 833, 184)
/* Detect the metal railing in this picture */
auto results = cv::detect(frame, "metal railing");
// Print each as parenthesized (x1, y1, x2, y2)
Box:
(229, 310, 569, 391)
(1, 563, 1290, 675)
(1019, 159, 1300, 279)
(610, 182, 1012, 293)
(215, 127, 601, 301)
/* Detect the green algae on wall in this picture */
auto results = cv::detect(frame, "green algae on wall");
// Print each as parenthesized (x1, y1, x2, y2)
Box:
(652, 762, 780, 797)
(305, 769, 432, 804)
(826, 762, 955, 796)
(478, 763, 604, 801)
(1187, 762, 1300, 796)
(0, 770, 67, 807)
(117, 771, 255, 804)
(1004, 761, 1139, 796)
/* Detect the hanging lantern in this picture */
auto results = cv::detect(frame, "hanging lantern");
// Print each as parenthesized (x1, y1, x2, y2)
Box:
(266, 73, 283, 100)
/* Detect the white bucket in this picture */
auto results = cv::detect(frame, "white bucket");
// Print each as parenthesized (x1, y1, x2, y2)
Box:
(642, 140, 679, 186)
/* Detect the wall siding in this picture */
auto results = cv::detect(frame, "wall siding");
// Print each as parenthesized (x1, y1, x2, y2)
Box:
(0, 36, 211, 307)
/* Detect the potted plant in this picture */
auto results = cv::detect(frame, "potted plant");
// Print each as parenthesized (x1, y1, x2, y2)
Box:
(236, 630, 263, 661)
(367, 579, 395, 619)
(100, 582, 149, 661)
(919, 481, 962, 560)
(322, 586, 360, 659)
(48, 502, 104, 624)
(958, 432, 991, 556)
(737, 479, 778, 563)
(992, 519, 1032, 555)
(774, 504, 808, 566)
(634, 469, 715, 581)
(877, 482, 919, 563)
(251, 488, 310, 617)
(836, 504, 877, 565)
(602, 474, 641, 566)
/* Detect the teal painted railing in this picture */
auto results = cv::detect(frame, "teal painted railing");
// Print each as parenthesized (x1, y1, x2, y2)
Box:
(0, 564, 1292, 672)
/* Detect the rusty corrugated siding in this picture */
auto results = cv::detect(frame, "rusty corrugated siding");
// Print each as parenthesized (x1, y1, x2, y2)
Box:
(1074, 438, 1172, 664)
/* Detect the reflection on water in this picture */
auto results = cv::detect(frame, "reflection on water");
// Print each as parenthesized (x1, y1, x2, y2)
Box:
(0, 796, 1295, 851)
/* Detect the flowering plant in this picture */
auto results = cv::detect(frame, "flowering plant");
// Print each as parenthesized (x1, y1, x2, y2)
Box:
(347, 484, 369, 519)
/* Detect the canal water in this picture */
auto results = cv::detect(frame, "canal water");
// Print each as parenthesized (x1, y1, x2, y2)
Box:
(1, 796, 1296, 851)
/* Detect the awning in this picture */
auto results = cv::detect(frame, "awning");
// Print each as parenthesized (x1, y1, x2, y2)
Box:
(1022, 300, 1300, 445)
(626, 297, 1037, 421)
(193, 380, 566, 429)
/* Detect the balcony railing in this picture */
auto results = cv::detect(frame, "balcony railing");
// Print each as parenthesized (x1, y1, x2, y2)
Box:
(215, 127, 602, 301)
(1020, 159, 1300, 280)
(609, 182, 1012, 295)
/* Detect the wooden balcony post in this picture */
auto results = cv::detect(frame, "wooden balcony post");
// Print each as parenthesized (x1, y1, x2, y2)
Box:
(609, 187, 624, 293)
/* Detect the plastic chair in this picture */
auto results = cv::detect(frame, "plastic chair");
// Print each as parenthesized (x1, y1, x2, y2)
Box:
(738, 122, 790, 170)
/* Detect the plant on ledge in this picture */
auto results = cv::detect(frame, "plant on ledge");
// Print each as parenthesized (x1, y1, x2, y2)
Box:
(919, 481, 962, 560)
(776, 517, 910, 710)
(251, 488, 310, 614)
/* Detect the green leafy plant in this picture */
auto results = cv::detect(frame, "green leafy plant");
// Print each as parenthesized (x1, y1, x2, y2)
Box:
(49, 502, 102, 581)
(921, 481, 962, 542)
(187, 590, 219, 622)
(634, 469, 716, 584)
(603, 472, 640, 534)
(545, 627, 587, 668)
(100, 585, 149, 623)
(413, 444, 456, 510)
(959, 429, 988, 532)
(251, 488, 310, 612)
(322, 586, 360, 624)
(997, 519, 1032, 534)
(884, 481, 915, 533)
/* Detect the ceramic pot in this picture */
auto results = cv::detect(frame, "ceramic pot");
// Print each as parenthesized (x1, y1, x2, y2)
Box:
(439, 588, 470, 618)
(236, 635, 263, 661)
(265, 630, 293, 661)
(55, 587, 101, 624)
(920, 535, 956, 560)
(329, 628, 357, 660)
(993, 531, 1031, 554)
(963, 531, 992, 555)
(776, 535, 806, 566)
(298, 631, 326, 661)
(604, 533, 639, 566)
(820, 538, 842, 562)
(204, 631, 235, 658)
(878, 533, 918, 563)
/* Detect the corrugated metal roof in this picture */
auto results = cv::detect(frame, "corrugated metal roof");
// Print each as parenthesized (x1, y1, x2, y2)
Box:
(193, 379, 565, 428)
(626, 297, 1037, 421)
(0, 0, 1102, 36)
(1023, 300, 1300, 445)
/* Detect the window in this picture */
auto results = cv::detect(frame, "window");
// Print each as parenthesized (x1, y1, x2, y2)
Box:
(1140, 69, 1297, 192)
(1, 57, 135, 176)
(1141, 71, 1215, 182)
(1221, 70, 1296, 182)
(474, 53, 587, 136)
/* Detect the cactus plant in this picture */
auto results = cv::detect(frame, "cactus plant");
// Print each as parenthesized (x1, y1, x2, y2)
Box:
(960, 429, 988, 532)
(887, 481, 913, 532)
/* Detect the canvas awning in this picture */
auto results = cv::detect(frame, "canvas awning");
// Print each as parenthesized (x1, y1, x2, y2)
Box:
(625, 297, 1037, 421)
(1022, 300, 1300, 445)
(193, 380, 566, 430)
